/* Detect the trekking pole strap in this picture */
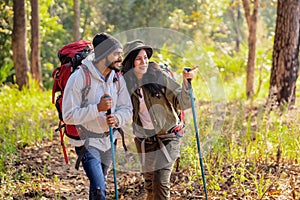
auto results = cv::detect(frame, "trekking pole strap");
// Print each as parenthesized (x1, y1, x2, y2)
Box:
(117, 128, 128, 151)
(75, 139, 89, 170)
(58, 121, 69, 164)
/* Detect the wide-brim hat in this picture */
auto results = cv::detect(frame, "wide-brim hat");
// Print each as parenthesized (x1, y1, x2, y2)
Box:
(123, 40, 153, 63)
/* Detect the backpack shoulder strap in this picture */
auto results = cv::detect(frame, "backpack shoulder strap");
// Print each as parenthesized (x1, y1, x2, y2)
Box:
(113, 71, 121, 92)
(81, 64, 91, 87)
(80, 64, 91, 107)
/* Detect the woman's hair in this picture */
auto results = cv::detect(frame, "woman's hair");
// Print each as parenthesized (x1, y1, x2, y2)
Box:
(121, 49, 165, 98)
(121, 49, 140, 75)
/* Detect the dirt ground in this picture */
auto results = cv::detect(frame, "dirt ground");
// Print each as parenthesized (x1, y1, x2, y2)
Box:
(8, 129, 300, 200)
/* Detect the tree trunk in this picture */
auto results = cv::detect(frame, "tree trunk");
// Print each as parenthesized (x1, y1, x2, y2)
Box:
(229, 1, 242, 52)
(12, 0, 29, 88)
(242, 0, 260, 98)
(268, 0, 300, 107)
(236, 3, 242, 52)
(30, 0, 42, 86)
(73, 0, 80, 41)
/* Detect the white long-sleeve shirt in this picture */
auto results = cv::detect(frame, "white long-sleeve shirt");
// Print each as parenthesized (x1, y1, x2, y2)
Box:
(62, 54, 132, 151)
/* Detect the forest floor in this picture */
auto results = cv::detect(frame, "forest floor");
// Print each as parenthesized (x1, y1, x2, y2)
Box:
(4, 103, 300, 200)
(6, 129, 300, 200)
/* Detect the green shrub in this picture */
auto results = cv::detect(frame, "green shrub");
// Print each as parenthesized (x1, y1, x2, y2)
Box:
(0, 80, 56, 173)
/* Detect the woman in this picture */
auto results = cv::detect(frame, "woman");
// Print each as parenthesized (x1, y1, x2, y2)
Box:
(121, 40, 196, 200)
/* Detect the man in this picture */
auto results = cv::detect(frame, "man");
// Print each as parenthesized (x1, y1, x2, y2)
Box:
(62, 33, 132, 200)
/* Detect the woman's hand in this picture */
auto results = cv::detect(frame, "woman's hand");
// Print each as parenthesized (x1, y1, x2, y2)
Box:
(183, 66, 198, 87)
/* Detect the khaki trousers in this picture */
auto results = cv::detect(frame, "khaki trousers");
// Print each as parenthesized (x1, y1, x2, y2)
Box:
(134, 136, 180, 200)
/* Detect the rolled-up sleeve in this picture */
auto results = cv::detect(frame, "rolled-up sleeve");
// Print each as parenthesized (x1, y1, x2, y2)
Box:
(163, 73, 192, 111)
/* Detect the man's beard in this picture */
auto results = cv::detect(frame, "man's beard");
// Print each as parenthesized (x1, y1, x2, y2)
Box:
(105, 58, 122, 72)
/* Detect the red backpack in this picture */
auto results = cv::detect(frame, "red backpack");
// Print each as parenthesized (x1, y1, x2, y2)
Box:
(52, 40, 93, 164)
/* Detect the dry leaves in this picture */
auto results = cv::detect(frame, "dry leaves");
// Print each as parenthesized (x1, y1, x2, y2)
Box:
(4, 133, 300, 200)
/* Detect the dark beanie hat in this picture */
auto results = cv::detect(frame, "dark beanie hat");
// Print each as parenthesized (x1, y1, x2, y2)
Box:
(92, 33, 122, 62)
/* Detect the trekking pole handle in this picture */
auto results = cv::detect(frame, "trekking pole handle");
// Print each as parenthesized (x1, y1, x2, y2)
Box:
(184, 68, 192, 86)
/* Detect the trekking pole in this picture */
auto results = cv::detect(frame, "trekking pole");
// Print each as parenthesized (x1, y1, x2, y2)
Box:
(185, 68, 208, 200)
(105, 96, 119, 200)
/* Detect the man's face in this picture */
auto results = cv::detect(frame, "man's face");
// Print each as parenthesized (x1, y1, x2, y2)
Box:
(106, 48, 123, 72)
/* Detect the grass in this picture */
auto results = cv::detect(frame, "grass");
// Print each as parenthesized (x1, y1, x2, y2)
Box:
(0, 79, 57, 198)
(179, 71, 300, 198)
(0, 79, 57, 174)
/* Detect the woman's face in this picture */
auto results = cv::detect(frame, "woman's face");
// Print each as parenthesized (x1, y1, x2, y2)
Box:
(133, 49, 149, 79)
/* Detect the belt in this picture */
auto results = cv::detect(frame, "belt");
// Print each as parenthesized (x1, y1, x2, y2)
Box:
(141, 136, 172, 165)
(74, 127, 117, 170)
(76, 125, 112, 139)
(75, 139, 89, 170)
(137, 130, 175, 166)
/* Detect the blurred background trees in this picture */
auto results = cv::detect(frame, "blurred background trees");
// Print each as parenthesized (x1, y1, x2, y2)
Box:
(1, 0, 299, 107)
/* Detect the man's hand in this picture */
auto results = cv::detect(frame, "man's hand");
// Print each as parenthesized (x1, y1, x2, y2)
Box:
(106, 114, 119, 127)
(97, 94, 112, 112)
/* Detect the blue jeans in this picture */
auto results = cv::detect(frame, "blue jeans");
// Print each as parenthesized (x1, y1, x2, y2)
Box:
(75, 146, 113, 200)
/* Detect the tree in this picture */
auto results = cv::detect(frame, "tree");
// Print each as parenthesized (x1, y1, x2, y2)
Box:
(12, 0, 29, 88)
(242, 0, 260, 98)
(268, 0, 300, 107)
(73, 0, 80, 41)
(30, 0, 42, 85)
(229, 1, 242, 52)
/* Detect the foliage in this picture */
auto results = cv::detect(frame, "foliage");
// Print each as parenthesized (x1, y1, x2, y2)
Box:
(0, 78, 56, 173)
(39, 0, 70, 88)
(213, 45, 272, 100)
(0, 0, 13, 70)
(180, 99, 300, 198)
(0, 61, 14, 83)
(260, 0, 277, 37)
(0, 0, 279, 91)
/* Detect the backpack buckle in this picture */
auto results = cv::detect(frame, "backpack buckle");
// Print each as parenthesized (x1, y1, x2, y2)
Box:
(169, 123, 185, 138)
